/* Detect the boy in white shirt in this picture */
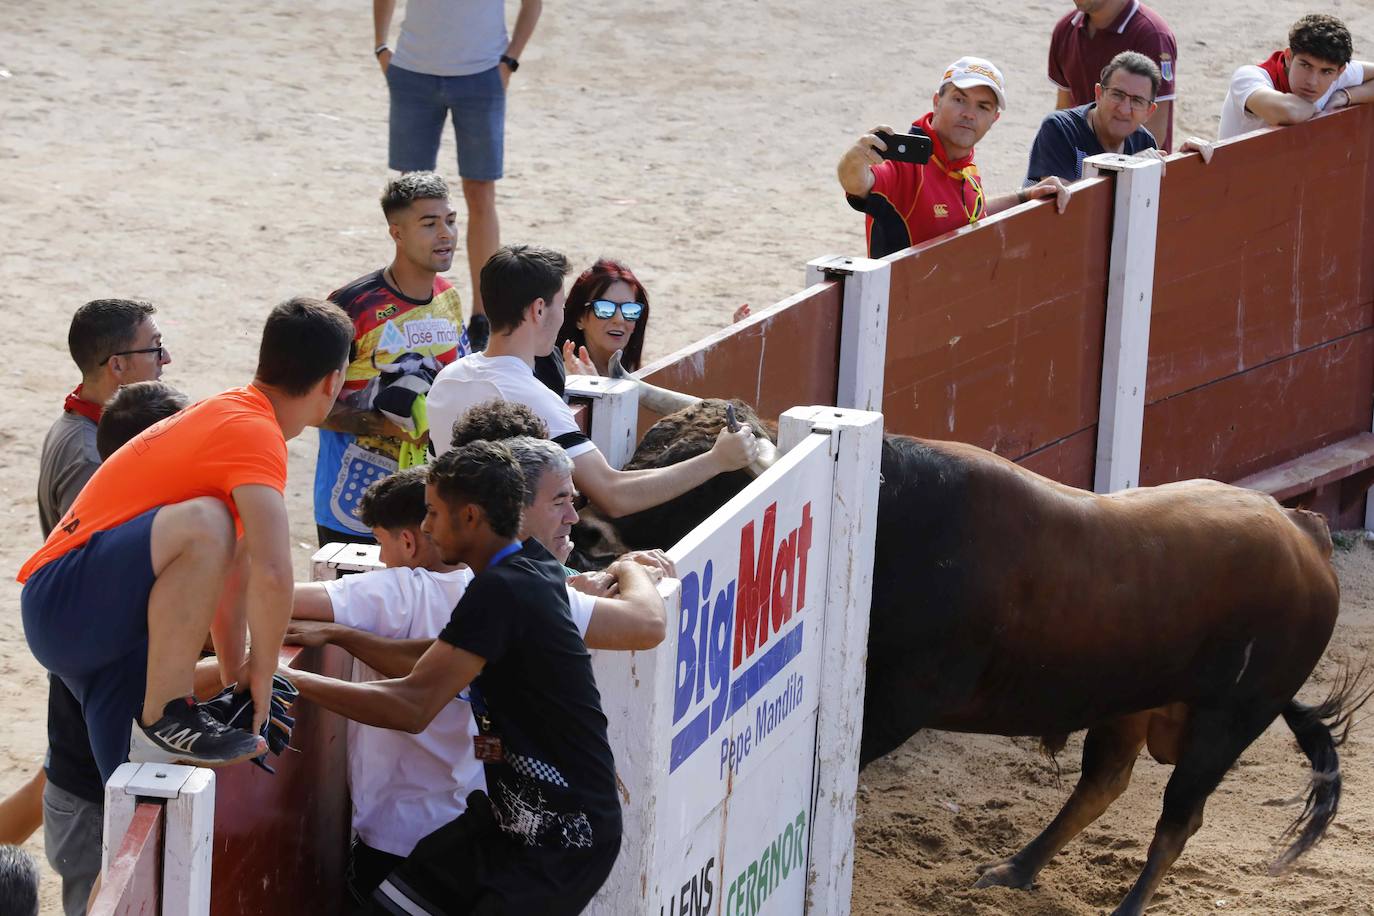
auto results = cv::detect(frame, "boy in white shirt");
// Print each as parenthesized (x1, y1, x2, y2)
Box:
(1219, 13, 1374, 139)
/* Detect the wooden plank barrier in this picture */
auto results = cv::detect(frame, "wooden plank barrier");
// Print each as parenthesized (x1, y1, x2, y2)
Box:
(91, 802, 163, 916)
(207, 644, 352, 914)
(1142, 106, 1374, 521)
(879, 178, 1117, 489)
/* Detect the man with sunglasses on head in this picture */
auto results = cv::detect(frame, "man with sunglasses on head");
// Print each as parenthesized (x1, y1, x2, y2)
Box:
(32, 298, 169, 916)
(1025, 51, 1213, 185)
(1218, 14, 1374, 141)
(838, 57, 1073, 260)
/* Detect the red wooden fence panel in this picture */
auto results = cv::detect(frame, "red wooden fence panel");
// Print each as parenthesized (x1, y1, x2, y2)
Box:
(880, 178, 1117, 489)
(209, 644, 352, 914)
(1142, 106, 1374, 486)
(90, 802, 163, 916)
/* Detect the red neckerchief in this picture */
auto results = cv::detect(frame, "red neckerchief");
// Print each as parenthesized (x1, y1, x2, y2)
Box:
(63, 385, 102, 423)
(913, 112, 985, 221)
(1258, 50, 1291, 94)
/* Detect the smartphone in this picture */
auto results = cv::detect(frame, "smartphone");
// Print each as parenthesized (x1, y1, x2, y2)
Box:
(874, 130, 932, 165)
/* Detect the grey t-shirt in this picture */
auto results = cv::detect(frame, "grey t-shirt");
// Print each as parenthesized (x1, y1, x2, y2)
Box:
(390, 0, 508, 77)
(37, 410, 100, 538)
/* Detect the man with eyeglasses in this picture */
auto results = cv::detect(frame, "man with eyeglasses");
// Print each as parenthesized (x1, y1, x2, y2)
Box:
(838, 57, 1073, 260)
(32, 298, 169, 916)
(1218, 14, 1374, 141)
(1026, 52, 1213, 185)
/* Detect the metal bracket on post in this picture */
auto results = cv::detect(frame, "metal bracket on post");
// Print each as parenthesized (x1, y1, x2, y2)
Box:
(806, 255, 891, 413)
(564, 375, 641, 470)
(1085, 153, 1162, 493)
(778, 405, 883, 916)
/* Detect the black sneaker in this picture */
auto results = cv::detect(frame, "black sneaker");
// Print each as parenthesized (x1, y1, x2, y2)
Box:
(128, 697, 265, 768)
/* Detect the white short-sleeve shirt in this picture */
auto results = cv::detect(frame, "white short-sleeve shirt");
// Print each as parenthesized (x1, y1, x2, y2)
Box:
(1219, 60, 1367, 140)
(427, 353, 597, 459)
(390, 0, 507, 77)
(323, 564, 596, 856)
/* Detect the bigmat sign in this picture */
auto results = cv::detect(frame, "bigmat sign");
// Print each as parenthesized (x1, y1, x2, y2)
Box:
(590, 407, 882, 916)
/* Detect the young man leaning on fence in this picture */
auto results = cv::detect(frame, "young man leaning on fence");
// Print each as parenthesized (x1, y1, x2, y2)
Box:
(1219, 13, 1374, 140)
(279, 441, 625, 915)
(838, 56, 1073, 259)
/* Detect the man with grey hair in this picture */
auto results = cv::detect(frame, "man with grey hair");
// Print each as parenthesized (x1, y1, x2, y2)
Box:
(1025, 51, 1213, 184)
(285, 458, 667, 907)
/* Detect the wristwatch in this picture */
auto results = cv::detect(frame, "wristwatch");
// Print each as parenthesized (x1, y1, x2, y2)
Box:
(500, 54, 519, 72)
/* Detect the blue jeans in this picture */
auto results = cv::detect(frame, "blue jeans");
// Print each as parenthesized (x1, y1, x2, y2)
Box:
(386, 64, 505, 180)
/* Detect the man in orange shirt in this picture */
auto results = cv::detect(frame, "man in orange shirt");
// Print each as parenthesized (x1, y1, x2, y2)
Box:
(19, 297, 353, 781)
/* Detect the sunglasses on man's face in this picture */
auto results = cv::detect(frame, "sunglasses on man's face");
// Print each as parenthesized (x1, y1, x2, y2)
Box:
(587, 299, 645, 321)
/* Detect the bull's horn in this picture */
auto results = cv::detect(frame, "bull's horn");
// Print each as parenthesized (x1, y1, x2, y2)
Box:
(611, 350, 702, 415)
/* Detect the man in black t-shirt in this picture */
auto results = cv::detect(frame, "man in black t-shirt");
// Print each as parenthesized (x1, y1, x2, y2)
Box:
(285, 440, 621, 915)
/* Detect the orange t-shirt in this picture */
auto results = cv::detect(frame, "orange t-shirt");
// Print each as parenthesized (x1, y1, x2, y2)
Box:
(18, 385, 288, 583)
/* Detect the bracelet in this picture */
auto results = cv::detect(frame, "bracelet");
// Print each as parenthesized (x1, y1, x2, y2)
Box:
(1339, 88, 1352, 109)
(374, 43, 389, 57)
(1016, 188, 1029, 205)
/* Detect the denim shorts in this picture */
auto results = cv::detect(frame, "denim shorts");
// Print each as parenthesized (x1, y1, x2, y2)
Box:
(386, 63, 505, 181)
(22, 507, 160, 782)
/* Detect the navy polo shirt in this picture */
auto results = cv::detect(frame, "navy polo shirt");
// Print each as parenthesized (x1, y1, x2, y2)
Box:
(1024, 104, 1156, 185)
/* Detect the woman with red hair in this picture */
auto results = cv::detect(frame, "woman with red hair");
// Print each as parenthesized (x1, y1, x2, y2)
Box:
(558, 258, 651, 376)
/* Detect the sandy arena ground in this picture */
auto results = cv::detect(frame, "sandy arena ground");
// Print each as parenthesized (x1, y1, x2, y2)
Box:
(3, 1, 1374, 912)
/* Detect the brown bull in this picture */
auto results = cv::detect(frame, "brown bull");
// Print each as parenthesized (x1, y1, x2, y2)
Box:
(575, 387, 1367, 916)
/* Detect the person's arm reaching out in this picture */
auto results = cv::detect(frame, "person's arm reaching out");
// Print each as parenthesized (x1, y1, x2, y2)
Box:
(836, 126, 894, 199)
(284, 619, 433, 679)
(232, 484, 296, 733)
(285, 640, 483, 734)
(572, 425, 759, 518)
(583, 554, 672, 650)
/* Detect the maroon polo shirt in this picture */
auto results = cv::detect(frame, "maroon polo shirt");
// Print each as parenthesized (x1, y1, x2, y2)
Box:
(1048, 0, 1177, 150)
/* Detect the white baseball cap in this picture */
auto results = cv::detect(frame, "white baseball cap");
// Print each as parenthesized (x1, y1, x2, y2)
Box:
(938, 56, 1008, 110)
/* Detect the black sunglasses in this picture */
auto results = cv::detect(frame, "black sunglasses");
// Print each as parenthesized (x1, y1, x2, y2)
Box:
(587, 299, 645, 321)
(99, 345, 166, 365)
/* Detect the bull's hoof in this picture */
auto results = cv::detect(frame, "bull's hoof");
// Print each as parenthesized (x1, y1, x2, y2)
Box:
(973, 860, 1034, 890)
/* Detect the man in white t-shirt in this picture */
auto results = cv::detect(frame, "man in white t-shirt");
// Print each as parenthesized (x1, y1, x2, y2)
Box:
(428, 244, 761, 518)
(1219, 13, 1374, 140)
(287, 453, 668, 906)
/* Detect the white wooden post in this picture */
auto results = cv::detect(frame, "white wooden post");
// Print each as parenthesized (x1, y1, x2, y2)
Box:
(161, 768, 215, 916)
(778, 406, 883, 916)
(564, 375, 641, 469)
(806, 256, 891, 412)
(103, 762, 215, 915)
(588, 578, 680, 914)
(1085, 153, 1162, 493)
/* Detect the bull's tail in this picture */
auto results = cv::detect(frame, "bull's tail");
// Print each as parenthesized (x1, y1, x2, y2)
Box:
(1269, 665, 1373, 874)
